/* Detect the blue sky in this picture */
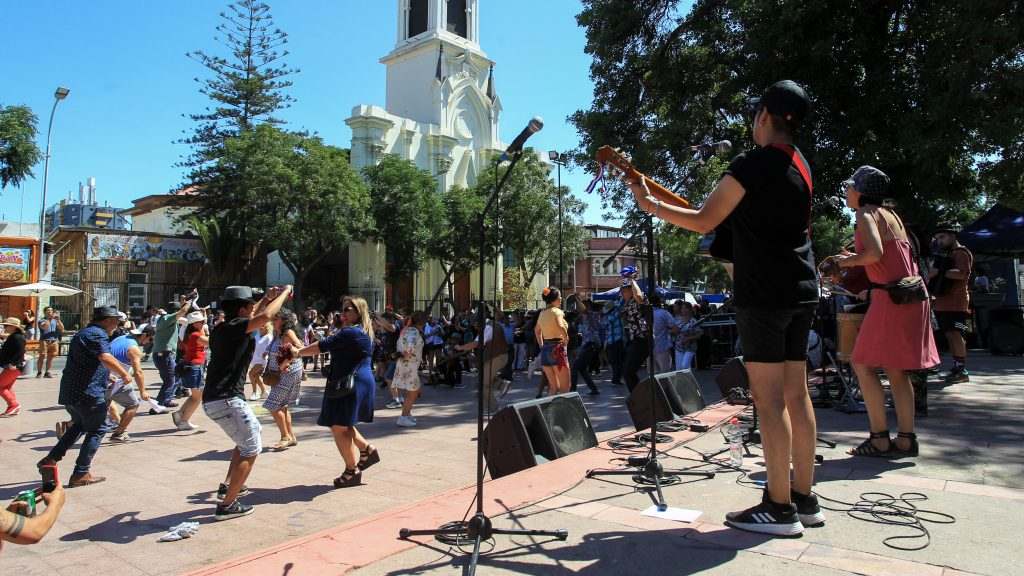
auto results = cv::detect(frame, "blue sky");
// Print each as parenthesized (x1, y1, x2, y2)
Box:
(1, 1, 608, 226)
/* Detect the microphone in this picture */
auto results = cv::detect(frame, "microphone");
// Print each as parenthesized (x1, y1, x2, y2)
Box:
(690, 140, 732, 156)
(502, 117, 544, 159)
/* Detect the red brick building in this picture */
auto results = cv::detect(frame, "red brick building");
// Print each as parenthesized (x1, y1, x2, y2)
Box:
(562, 225, 644, 298)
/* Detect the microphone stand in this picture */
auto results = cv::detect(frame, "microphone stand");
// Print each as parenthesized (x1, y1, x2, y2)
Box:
(587, 212, 714, 511)
(398, 149, 567, 574)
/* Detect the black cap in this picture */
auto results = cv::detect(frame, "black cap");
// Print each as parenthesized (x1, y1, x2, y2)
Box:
(843, 166, 890, 197)
(934, 222, 961, 235)
(750, 80, 811, 128)
(221, 286, 255, 303)
(92, 306, 120, 321)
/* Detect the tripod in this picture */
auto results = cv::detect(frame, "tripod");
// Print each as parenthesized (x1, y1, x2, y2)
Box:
(398, 141, 566, 575)
(587, 214, 714, 510)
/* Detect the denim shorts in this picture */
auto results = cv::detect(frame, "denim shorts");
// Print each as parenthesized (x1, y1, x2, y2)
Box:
(181, 364, 205, 389)
(204, 397, 262, 457)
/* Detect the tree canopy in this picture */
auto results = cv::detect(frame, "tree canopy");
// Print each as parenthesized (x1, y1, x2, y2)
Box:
(363, 155, 445, 282)
(572, 0, 1024, 230)
(0, 104, 42, 191)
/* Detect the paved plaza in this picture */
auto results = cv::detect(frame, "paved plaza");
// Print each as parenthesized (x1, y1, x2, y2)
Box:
(1, 353, 1022, 575)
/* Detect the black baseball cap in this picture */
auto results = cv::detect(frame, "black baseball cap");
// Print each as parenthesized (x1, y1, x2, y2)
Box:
(749, 80, 811, 128)
(934, 223, 961, 235)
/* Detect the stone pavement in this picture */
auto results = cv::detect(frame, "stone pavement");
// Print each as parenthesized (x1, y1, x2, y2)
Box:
(1, 352, 1022, 575)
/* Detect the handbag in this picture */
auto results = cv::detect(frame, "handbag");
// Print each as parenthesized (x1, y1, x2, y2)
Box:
(325, 347, 366, 400)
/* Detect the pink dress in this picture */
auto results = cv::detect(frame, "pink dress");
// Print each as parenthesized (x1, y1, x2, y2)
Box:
(851, 213, 939, 370)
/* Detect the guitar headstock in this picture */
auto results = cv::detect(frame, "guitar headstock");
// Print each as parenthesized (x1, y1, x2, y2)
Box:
(595, 145, 639, 180)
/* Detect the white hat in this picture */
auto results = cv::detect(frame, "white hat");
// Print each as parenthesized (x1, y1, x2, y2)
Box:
(185, 311, 206, 325)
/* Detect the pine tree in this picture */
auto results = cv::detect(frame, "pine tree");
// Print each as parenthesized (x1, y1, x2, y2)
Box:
(179, 0, 298, 173)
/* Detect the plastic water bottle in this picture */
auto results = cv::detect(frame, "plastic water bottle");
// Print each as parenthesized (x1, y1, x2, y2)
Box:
(727, 417, 744, 467)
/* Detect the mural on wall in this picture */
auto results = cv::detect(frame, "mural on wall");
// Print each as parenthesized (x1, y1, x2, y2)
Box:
(0, 247, 31, 283)
(87, 234, 204, 263)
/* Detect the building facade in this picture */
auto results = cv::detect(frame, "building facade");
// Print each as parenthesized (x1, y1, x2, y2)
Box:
(343, 0, 548, 314)
(566, 225, 644, 297)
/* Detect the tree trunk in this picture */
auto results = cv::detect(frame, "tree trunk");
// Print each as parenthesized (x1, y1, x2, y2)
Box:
(425, 262, 455, 315)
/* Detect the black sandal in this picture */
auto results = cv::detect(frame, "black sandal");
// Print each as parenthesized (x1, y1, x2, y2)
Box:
(848, 431, 892, 457)
(358, 445, 381, 471)
(333, 468, 362, 488)
(893, 432, 919, 457)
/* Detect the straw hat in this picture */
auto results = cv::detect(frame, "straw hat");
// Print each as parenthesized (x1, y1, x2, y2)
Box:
(2, 317, 24, 333)
(185, 311, 206, 325)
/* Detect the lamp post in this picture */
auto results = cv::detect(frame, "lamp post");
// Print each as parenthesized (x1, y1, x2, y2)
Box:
(547, 151, 567, 292)
(38, 86, 70, 282)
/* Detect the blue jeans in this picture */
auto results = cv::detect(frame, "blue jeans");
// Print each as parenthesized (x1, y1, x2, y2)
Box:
(48, 401, 109, 475)
(154, 351, 179, 405)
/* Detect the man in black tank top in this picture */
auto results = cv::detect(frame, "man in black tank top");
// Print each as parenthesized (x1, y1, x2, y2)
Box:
(626, 80, 822, 536)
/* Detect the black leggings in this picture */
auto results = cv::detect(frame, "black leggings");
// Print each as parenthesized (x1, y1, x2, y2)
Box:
(623, 337, 649, 393)
(571, 343, 600, 391)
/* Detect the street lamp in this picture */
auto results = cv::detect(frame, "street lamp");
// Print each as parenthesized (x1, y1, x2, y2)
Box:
(38, 86, 70, 282)
(547, 150, 567, 293)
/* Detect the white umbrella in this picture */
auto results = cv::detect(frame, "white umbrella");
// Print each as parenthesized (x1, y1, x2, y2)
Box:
(0, 281, 82, 298)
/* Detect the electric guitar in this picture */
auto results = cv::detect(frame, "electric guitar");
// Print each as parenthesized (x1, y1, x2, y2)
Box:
(594, 146, 731, 261)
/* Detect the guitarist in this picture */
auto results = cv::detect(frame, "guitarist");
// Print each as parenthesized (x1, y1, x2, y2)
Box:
(929, 224, 973, 383)
(626, 80, 821, 537)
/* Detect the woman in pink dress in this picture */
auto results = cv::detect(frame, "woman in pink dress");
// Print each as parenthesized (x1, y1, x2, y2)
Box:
(832, 166, 939, 457)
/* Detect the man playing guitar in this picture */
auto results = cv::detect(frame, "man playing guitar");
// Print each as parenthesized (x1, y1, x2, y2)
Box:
(621, 80, 822, 536)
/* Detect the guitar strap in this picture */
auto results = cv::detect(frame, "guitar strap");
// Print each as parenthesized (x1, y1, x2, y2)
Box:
(768, 143, 813, 236)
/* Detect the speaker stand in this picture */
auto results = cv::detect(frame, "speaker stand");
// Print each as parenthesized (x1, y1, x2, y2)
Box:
(587, 214, 714, 510)
(398, 149, 566, 576)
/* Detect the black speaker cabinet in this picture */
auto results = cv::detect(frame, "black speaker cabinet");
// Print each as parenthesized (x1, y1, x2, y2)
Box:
(482, 392, 598, 479)
(627, 369, 706, 431)
(716, 356, 749, 397)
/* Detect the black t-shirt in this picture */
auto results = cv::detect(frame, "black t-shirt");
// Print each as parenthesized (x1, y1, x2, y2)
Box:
(722, 145, 819, 309)
(203, 316, 255, 403)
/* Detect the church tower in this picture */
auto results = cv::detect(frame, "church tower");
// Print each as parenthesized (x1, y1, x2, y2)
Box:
(345, 0, 513, 313)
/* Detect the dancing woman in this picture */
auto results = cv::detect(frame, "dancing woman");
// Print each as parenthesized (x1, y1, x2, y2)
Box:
(264, 310, 304, 450)
(828, 166, 938, 457)
(534, 287, 571, 396)
(293, 296, 379, 488)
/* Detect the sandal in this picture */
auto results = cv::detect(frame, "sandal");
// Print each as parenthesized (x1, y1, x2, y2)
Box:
(333, 468, 362, 488)
(848, 431, 892, 457)
(271, 439, 291, 451)
(286, 436, 298, 448)
(893, 432, 919, 457)
(358, 445, 381, 471)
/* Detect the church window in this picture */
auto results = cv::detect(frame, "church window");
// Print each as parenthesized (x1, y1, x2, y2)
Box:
(408, 0, 428, 38)
(447, 0, 468, 38)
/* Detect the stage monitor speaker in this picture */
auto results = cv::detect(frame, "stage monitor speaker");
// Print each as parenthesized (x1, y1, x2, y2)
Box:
(716, 356, 748, 397)
(627, 369, 706, 431)
(482, 392, 598, 479)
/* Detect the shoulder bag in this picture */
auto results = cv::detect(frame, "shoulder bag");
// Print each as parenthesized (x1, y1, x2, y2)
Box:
(325, 337, 366, 400)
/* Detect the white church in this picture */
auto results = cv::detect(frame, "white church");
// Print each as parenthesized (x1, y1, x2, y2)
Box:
(338, 0, 549, 313)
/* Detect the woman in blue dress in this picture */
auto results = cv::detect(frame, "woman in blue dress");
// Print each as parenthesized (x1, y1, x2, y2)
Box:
(292, 296, 379, 487)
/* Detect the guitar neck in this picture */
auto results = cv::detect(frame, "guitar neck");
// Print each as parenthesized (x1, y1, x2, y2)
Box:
(638, 173, 692, 209)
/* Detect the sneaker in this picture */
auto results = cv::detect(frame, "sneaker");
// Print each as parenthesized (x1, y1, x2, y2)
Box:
(172, 412, 198, 431)
(217, 483, 252, 501)
(148, 401, 168, 414)
(497, 378, 513, 398)
(791, 490, 825, 527)
(249, 393, 260, 401)
(215, 500, 254, 521)
(396, 415, 417, 427)
(385, 399, 402, 409)
(725, 497, 803, 536)
(44, 372, 53, 378)
(1, 404, 21, 417)
(110, 431, 131, 443)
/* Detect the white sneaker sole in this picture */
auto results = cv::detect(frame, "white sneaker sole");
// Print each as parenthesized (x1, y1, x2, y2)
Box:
(214, 507, 255, 521)
(725, 519, 804, 536)
(798, 511, 826, 527)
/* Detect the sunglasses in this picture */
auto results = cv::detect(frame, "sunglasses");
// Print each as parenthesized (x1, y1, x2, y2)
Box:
(343, 306, 357, 313)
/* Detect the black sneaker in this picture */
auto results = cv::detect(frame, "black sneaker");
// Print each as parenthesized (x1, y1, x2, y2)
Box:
(791, 490, 825, 527)
(945, 368, 969, 384)
(725, 498, 803, 536)
(216, 483, 252, 501)
(215, 500, 254, 521)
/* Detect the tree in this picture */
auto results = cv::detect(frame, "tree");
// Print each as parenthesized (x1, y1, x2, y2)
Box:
(0, 105, 42, 192)
(362, 155, 444, 283)
(178, 0, 299, 270)
(572, 0, 1023, 229)
(479, 152, 588, 290)
(199, 125, 370, 309)
(423, 183, 493, 312)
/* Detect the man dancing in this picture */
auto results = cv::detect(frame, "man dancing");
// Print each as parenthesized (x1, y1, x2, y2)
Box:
(38, 306, 133, 487)
(107, 325, 160, 443)
(627, 80, 822, 536)
(929, 224, 974, 383)
(202, 285, 292, 520)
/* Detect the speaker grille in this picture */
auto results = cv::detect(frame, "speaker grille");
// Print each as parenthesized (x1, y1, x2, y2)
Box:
(657, 369, 706, 416)
(540, 395, 598, 457)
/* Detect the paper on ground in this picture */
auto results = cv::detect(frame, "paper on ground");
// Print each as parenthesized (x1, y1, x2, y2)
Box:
(641, 505, 702, 523)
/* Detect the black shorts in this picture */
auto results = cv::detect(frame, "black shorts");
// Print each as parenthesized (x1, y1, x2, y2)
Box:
(935, 311, 970, 335)
(736, 306, 816, 363)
